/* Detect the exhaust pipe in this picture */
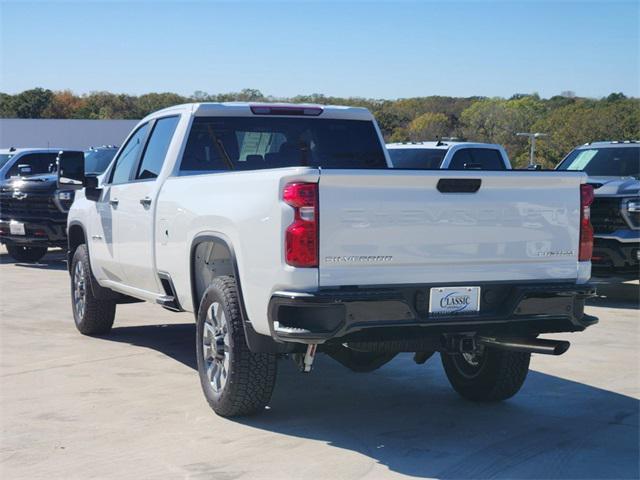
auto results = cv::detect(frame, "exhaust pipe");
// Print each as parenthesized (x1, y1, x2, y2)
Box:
(477, 336, 570, 356)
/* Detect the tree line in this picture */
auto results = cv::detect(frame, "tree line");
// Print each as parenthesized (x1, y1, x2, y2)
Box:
(1, 87, 638, 168)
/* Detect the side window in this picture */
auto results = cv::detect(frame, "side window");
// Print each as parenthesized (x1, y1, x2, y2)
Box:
(449, 148, 505, 170)
(449, 149, 473, 169)
(136, 116, 180, 180)
(110, 123, 150, 184)
(6, 153, 58, 178)
(179, 121, 230, 174)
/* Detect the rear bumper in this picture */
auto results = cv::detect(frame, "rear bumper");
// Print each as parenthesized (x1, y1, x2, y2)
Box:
(592, 237, 639, 278)
(268, 282, 597, 344)
(0, 219, 67, 248)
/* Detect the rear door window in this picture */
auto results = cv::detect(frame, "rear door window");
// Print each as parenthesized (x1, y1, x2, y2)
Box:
(179, 117, 387, 174)
(135, 116, 180, 180)
(6, 153, 58, 178)
(449, 148, 505, 170)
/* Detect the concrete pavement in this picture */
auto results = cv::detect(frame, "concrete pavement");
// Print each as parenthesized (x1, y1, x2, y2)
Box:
(1, 248, 638, 479)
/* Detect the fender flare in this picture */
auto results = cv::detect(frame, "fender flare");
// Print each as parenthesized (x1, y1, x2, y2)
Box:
(67, 220, 88, 274)
(189, 232, 291, 354)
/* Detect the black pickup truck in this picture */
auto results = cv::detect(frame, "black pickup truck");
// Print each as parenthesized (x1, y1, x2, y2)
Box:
(556, 141, 639, 278)
(0, 146, 117, 262)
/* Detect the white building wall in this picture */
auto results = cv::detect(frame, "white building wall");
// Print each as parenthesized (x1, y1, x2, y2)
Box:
(0, 119, 139, 150)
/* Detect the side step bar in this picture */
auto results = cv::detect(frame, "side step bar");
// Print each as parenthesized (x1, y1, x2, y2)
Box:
(477, 336, 570, 356)
(156, 295, 182, 312)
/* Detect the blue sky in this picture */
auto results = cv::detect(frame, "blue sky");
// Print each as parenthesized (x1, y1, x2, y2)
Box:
(1, 0, 638, 99)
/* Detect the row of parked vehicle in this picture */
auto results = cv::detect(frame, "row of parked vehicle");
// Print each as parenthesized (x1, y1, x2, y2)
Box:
(0, 102, 638, 418)
(0, 146, 118, 261)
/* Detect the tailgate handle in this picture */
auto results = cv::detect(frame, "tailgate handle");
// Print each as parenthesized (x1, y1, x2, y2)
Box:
(437, 178, 481, 193)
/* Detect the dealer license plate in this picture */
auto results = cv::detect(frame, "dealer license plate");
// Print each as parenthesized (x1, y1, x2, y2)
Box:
(9, 222, 25, 235)
(429, 286, 480, 316)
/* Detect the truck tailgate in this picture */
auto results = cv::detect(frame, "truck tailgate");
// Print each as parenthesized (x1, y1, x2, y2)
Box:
(318, 170, 585, 286)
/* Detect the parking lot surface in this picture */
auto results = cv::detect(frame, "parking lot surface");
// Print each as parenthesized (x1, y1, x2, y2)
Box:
(1, 247, 638, 479)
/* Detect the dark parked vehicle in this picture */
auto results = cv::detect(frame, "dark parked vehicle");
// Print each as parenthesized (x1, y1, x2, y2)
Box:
(0, 146, 118, 262)
(556, 141, 639, 278)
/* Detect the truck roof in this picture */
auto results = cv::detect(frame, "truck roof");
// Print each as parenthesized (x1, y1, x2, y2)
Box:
(0, 147, 65, 155)
(577, 141, 639, 149)
(142, 102, 374, 122)
(386, 141, 504, 150)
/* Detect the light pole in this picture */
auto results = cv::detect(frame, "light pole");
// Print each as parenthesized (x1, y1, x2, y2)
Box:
(517, 132, 548, 168)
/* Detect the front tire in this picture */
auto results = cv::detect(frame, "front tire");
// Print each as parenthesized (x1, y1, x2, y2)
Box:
(441, 347, 530, 402)
(70, 244, 116, 335)
(196, 276, 277, 417)
(6, 244, 47, 263)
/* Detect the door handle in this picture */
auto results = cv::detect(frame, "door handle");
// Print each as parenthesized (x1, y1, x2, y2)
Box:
(140, 197, 152, 208)
(109, 198, 119, 207)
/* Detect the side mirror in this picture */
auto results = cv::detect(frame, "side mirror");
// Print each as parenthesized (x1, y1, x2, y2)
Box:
(57, 151, 86, 189)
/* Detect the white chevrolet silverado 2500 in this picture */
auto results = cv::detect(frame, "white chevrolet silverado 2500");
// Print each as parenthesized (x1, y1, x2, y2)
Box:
(58, 102, 597, 417)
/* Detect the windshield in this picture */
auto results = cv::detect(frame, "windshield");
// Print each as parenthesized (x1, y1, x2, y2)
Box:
(387, 148, 446, 169)
(0, 154, 14, 170)
(5, 153, 58, 178)
(84, 148, 117, 174)
(557, 146, 640, 179)
(179, 117, 387, 173)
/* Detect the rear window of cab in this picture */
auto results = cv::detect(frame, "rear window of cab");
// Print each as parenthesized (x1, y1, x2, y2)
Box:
(179, 117, 387, 174)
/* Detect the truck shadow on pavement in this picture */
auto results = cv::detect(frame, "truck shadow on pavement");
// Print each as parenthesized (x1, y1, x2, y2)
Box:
(103, 322, 639, 480)
(0, 250, 67, 271)
(589, 280, 639, 310)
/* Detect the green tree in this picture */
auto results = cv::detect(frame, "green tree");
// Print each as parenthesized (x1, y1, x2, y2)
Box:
(460, 95, 546, 167)
(0, 92, 15, 117)
(533, 98, 640, 167)
(407, 112, 450, 140)
(4, 88, 53, 118)
(135, 93, 188, 117)
(76, 92, 138, 119)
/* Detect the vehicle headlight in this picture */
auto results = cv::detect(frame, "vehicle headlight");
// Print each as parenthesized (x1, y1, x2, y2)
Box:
(623, 197, 640, 229)
(57, 190, 74, 201)
(54, 189, 75, 212)
(626, 199, 640, 213)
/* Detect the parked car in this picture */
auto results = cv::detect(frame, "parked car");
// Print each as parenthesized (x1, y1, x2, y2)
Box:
(386, 141, 511, 169)
(556, 141, 639, 278)
(0, 146, 118, 262)
(0, 147, 62, 178)
(59, 102, 596, 418)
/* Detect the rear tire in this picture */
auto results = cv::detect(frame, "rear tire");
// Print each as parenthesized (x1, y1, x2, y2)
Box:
(441, 347, 530, 402)
(70, 244, 116, 335)
(6, 245, 47, 263)
(196, 276, 277, 417)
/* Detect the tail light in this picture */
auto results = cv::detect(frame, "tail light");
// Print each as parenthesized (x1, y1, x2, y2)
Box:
(579, 184, 594, 261)
(283, 182, 318, 267)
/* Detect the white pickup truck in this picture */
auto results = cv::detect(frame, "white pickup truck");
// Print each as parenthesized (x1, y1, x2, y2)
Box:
(58, 102, 597, 417)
